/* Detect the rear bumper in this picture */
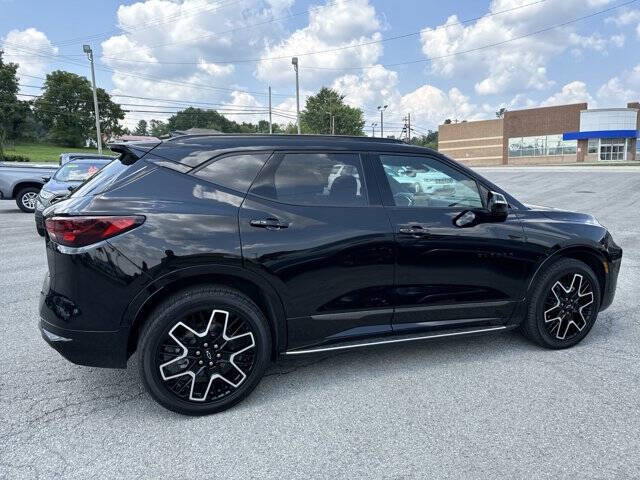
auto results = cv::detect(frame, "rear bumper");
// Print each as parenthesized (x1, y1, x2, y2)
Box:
(34, 205, 44, 231)
(39, 317, 129, 368)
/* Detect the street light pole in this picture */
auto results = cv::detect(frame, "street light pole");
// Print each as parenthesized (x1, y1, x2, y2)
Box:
(371, 122, 377, 137)
(268, 85, 272, 134)
(83, 44, 102, 154)
(292, 57, 301, 134)
(377, 104, 388, 138)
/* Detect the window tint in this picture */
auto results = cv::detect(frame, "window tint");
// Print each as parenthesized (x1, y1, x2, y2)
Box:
(380, 155, 483, 208)
(252, 153, 367, 206)
(194, 153, 269, 193)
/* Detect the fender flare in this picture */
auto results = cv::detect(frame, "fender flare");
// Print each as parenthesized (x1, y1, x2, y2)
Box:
(122, 264, 288, 356)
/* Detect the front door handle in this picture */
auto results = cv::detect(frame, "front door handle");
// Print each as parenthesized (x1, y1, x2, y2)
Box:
(250, 218, 289, 230)
(398, 225, 429, 236)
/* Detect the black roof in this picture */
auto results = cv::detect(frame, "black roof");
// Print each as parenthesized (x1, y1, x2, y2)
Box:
(155, 133, 436, 154)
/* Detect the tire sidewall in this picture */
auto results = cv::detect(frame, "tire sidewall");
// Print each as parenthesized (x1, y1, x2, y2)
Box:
(139, 289, 271, 415)
(533, 260, 601, 348)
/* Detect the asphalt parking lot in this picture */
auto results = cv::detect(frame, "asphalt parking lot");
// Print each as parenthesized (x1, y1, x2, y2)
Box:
(1, 166, 639, 479)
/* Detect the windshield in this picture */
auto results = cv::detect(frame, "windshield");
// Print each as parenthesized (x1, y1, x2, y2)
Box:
(54, 160, 109, 182)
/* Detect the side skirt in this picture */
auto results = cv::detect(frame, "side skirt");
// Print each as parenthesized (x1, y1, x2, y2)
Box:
(284, 325, 513, 355)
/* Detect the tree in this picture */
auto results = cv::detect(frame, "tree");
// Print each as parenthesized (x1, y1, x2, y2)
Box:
(0, 51, 20, 155)
(300, 87, 364, 135)
(410, 130, 438, 150)
(149, 119, 169, 137)
(443, 118, 452, 125)
(33, 70, 124, 147)
(496, 107, 506, 118)
(134, 119, 148, 136)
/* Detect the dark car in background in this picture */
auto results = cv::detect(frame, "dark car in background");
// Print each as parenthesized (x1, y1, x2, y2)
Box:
(39, 135, 622, 415)
(35, 158, 112, 235)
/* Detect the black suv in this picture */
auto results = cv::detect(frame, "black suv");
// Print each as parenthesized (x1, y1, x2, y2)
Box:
(39, 135, 622, 415)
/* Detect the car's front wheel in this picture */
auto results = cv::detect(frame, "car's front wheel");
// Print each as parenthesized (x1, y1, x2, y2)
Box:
(138, 285, 271, 415)
(521, 258, 601, 348)
(15, 187, 39, 213)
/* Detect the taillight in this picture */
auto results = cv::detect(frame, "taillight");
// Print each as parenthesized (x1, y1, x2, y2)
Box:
(45, 216, 145, 247)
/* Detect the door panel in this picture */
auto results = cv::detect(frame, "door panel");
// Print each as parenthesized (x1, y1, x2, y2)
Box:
(239, 152, 395, 350)
(374, 153, 529, 332)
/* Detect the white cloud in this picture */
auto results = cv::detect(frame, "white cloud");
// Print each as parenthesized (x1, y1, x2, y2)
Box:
(1, 28, 59, 84)
(610, 34, 625, 47)
(197, 60, 234, 77)
(596, 64, 640, 106)
(398, 85, 482, 130)
(605, 8, 640, 26)
(540, 81, 595, 107)
(221, 90, 264, 123)
(419, 0, 616, 96)
(255, 0, 382, 88)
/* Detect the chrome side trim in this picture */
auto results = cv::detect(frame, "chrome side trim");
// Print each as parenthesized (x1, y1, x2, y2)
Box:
(284, 326, 508, 355)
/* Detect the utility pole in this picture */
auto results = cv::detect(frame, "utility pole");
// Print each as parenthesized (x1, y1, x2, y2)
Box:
(371, 122, 377, 137)
(268, 86, 272, 134)
(331, 114, 335, 135)
(83, 44, 102, 154)
(292, 57, 301, 134)
(377, 104, 388, 138)
(407, 112, 411, 144)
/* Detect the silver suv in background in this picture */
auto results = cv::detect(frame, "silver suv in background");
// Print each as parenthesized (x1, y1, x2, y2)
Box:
(0, 162, 58, 212)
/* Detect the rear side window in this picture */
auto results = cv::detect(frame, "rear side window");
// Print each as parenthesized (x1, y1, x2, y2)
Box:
(193, 153, 269, 193)
(250, 152, 367, 206)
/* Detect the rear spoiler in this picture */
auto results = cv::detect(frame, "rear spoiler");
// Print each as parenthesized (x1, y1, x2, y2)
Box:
(107, 141, 161, 165)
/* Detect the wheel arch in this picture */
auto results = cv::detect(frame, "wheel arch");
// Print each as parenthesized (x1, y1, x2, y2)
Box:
(124, 266, 287, 361)
(12, 181, 43, 199)
(527, 245, 607, 303)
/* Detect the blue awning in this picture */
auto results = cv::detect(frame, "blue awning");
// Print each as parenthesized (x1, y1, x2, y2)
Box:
(563, 130, 639, 140)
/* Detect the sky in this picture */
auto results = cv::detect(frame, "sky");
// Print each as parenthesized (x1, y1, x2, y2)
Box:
(1, 0, 640, 136)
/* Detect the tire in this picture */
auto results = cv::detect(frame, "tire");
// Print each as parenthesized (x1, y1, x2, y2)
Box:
(36, 225, 45, 237)
(138, 285, 271, 415)
(520, 258, 601, 349)
(15, 187, 40, 213)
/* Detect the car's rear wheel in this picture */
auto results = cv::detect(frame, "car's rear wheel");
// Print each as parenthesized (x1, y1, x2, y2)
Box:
(138, 285, 271, 415)
(520, 258, 601, 348)
(16, 187, 39, 213)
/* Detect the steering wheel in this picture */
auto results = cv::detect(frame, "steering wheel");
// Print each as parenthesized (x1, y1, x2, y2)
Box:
(393, 192, 414, 207)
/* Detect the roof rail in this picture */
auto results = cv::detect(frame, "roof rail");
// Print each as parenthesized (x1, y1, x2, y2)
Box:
(164, 133, 405, 143)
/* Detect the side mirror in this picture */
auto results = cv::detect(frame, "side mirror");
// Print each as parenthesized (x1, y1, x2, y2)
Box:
(42, 176, 51, 183)
(487, 191, 509, 218)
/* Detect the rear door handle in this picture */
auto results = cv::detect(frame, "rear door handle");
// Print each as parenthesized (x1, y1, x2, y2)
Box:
(250, 218, 289, 230)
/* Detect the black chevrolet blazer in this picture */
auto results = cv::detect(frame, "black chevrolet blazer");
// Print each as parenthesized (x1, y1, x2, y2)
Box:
(39, 134, 622, 415)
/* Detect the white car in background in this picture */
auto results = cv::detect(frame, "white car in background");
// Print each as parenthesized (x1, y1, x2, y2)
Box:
(389, 165, 455, 195)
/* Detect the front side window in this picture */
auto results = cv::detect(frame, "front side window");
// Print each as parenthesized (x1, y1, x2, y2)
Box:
(380, 155, 483, 209)
(251, 152, 367, 206)
(193, 153, 269, 193)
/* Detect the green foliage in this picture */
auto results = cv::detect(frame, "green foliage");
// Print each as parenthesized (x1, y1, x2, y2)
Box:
(134, 119, 148, 136)
(165, 107, 284, 134)
(0, 153, 30, 162)
(5, 142, 101, 162)
(496, 107, 506, 118)
(300, 87, 364, 135)
(149, 119, 169, 137)
(33, 70, 124, 147)
(0, 51, 20, 155)
(410, 130, 438, 150)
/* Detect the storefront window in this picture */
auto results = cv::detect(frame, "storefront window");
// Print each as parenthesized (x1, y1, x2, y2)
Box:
(600, 138, 626, 161)
(588, 139, 599, 154)
(508, 134, 578, 157)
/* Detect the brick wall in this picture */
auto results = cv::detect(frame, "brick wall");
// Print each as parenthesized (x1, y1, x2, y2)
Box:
(438, 119, 503, 166)
(502, 103, 586, 164)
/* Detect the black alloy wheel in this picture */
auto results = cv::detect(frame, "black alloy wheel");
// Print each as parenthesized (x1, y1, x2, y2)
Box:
(139, 286, 271, 415)
(542, 272, 594, 341)
(521, 258, 601, 349)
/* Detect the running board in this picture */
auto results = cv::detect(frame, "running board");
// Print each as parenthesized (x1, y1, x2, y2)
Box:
(284, 325, 509, 355)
